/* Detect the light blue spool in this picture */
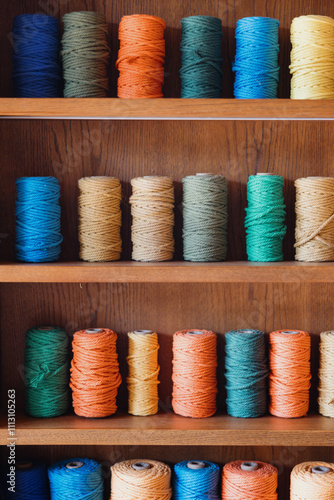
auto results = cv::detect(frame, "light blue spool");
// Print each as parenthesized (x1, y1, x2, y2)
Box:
(173, 460, 220, 499)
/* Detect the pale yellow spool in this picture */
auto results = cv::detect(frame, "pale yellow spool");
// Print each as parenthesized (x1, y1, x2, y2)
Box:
(127, 330, 160, 416)
(318, 331, 334, 418)
(290, 15, 334, 99)
(291, 462, 334, 499)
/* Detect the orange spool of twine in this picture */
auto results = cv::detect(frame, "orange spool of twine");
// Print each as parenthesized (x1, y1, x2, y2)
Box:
(222, 460, 278, 500)
(172, 329, 217, 418)
(269, 329, 311, 418)
(116, 15, 166, 98)
(70, 328, 122, 417)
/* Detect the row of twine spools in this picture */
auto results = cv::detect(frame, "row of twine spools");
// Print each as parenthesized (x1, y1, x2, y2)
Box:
(15, 175, 334, 263)
(5, 458, 334, 500)
(24, 326, 334, 420)
(11, 12, 334, 100)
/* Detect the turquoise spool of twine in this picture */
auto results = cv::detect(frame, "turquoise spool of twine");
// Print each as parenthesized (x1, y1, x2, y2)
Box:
(225, 329, 268, 418)
(182, 174, 228, 261)
(25, 326, 70, 418)
(245, 174, 287, 261)
(180, 16, 223, 98)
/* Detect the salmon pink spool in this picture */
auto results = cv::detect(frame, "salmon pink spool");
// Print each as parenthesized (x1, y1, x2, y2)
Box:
(222, 460, 278, 499)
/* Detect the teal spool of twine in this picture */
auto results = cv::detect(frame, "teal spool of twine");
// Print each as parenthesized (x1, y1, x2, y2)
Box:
(245, 174, 287, 261)
(180, 16, 223, 98)
(25, 326, 70, 418)
(182, 174, 228, 261)
(225, 329, 268, 418)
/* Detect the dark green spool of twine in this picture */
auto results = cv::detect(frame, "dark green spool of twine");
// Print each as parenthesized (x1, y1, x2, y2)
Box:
(24, 326, 70, 418)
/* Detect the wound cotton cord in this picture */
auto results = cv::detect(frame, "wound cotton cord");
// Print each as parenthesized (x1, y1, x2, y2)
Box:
(111, 459, 172, 500)
(116, 15, 166, 98)
(295, 177, 334, 262)
(78, 176, 122, 262)
(269, 329, 311, 418)
(25, 326, 70, 418)
(180, 16, 223, 98)
(225, 329, 268, 418)
(182, 174, 228, 261)
(173, 461, 220, 499)
(127, 330, 160, 416)
(70, 328, 122, 418)
(172, 329, 218, 418)
(3, 461, 49, 500)
(291, 462, 334, 499)
(245, 174, 287, 262)
(290, 16, 334, 99)
(222, 460, 278, 500)
(130, 176, 175, 262)
(318, 331, 334, 418)
(62, 11, 109, 97)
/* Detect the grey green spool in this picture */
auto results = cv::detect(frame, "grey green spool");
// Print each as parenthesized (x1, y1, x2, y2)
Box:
(24, 327, 70, 418)
(182, 174, 228, 261)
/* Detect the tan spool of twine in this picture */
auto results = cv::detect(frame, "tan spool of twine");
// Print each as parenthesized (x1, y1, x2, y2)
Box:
(295, 177, 334, 262)
(291, 462, 334, 499)
(127, 330, 160, 416)
(111, 459, 172, 500)
(130, 176, 175, 262)
(318, 331, 334, 417)
(78, 176, 122, 262)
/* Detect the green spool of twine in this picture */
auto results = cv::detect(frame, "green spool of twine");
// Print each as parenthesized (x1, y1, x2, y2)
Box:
(24, 326, 70, 418)
(182, 174, 228, 261)
(245, 174, 287, 261)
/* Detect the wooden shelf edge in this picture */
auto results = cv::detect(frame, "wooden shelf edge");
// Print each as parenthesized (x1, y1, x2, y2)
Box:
(0, 261, 334, 283)
(1, 99, 334, 120)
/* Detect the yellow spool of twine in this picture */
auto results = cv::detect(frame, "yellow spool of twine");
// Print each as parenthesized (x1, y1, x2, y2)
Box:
(318, 331, 334, 418)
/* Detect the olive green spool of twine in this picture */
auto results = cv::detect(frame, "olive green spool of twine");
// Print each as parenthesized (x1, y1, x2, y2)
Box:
(61, 11, 110, 97)
(24, 326, 70, 418)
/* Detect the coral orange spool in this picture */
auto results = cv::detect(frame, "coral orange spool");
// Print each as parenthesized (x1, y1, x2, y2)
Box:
(222, 460, 278, 499)
(269, 329, 311, 418)
(116, 14, 166, 98)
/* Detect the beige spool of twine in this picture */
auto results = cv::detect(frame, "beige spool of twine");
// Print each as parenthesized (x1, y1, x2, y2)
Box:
(130, 176, 175, 262)
(318, 331, 334, 418)
(295, 177, 334, 262)
(127, 330, 160, 416)
(78, 176, 122, 262)
(111, 459, 172, 500)
(291, 462, 334, 499)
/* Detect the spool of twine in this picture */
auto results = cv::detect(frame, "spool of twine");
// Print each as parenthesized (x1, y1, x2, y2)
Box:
(182, 174, 228, 262)
(233, 17, 280, 99)
(12, 14, 61, 97)
(222, 460, 278, 499)
(291, 462, 334, 499)
(116, 15, 166, 98)
(127, 330, 160, 416)
(3, 461, 49, 499)
(225, 329, 268, 418)
(245, 174, 287, 262)
(173, 460, 220, 499)
(111, 459, 172, 500)
(48, 458, 103, 499)
(130, 176, 175, 262)
(70, 328, 122, 418)
(78, 176, 122, 262)
(295, 177, 334, 262)
(24, 326, 70, 418)
(180, 16, 223, 98)
(290, 16, 334, 99)
(318, 331, 334, 418)
(269, 329, 311, 418)
(61, 11, 109, 98)
(172, 329, 218, 418)
(15, 176, 63, 263)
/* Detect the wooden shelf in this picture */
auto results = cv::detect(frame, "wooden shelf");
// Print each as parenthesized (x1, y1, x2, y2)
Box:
(1, 413, 334, 446)
(1, 98, 334, 120)
(0, 261, 334, 283)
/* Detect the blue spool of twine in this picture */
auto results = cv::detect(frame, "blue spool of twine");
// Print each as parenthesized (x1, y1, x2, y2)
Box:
(180, 16, 223, 98)
(225, 329, 268, 418)
(48, 458, 103, 500)
(233, 17, 280, 98)
(15, 177, 63, 263)
(4, 461, 49, 499)
(12, 14, 61, 97)
(173, 460, 220, 499)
